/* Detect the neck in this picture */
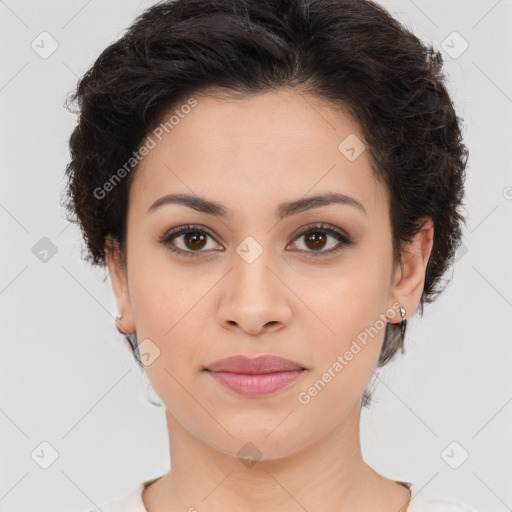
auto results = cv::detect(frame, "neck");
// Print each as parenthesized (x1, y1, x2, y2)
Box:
(142, 401, 411, 512)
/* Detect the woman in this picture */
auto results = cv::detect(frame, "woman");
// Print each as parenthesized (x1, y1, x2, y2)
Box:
(63, 0, 475, 510)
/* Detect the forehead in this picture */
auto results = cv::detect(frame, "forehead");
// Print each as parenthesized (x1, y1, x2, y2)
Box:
(129, 89, 389, 223)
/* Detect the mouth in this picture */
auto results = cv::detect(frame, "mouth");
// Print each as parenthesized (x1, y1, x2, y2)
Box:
(203, 354, 307, 397)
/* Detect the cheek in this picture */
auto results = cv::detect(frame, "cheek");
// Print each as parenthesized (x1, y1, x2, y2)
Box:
(294, 255, 390, 342)
(127, 242, 188, 332)
(294, 246, 391, 385)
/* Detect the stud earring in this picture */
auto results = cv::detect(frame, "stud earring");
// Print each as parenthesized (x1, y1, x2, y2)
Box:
(115, 312, 126, 335)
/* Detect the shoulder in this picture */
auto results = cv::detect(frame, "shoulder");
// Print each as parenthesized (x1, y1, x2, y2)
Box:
(406, 483, 478, 512)
(86, 482, 147, 512)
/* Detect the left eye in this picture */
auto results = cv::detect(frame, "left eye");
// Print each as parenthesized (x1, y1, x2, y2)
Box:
(159, 223, 352, 258)
(288, 225, 351, 256)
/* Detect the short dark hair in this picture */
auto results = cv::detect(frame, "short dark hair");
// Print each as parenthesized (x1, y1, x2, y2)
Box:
(62, 0, 469, 406)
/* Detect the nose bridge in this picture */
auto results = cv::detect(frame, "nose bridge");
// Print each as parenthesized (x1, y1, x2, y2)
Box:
(231, 234, 281, 299)
(217, 234, 292, 333)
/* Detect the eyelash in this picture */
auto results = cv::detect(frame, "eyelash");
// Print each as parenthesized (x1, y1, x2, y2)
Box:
(158, 223, 353, 259)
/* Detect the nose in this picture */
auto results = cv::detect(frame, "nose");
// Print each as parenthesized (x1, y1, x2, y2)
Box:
(216, 248, 293, 336)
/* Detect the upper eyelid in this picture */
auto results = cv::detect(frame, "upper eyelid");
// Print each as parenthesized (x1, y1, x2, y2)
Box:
(292, 223, 347, 237)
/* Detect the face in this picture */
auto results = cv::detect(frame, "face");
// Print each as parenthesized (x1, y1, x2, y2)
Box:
(107, 88, 433, 460)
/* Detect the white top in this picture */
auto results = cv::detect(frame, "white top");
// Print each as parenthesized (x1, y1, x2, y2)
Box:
(89, 479, 477, 512)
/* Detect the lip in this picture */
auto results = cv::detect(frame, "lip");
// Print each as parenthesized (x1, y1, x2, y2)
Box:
(204, 355, 307, 397)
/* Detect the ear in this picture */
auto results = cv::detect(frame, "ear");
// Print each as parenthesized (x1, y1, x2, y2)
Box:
(387, 217, 434, 323)
(105, 235, 136, 334)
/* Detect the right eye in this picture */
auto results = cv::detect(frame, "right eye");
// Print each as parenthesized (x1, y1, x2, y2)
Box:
(158, 224, 223, 258)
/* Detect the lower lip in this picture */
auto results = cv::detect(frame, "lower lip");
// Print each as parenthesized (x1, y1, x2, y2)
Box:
(205, 369, 305, 396)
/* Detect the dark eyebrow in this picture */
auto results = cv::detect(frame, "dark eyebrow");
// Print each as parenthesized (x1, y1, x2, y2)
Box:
(148, 193, 230, 217)
(277, 192, 366, 219)
(147, 192, 366, 219)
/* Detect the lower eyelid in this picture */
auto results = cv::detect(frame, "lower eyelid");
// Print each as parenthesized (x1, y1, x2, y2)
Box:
(163, 232, 220, 256)
(288, 232, 349, 255)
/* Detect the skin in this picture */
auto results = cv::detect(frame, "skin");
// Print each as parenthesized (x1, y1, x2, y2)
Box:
(106, 88, 434, 512)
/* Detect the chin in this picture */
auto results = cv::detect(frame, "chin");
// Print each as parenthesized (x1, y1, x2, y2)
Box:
(200, 423, 314, 464)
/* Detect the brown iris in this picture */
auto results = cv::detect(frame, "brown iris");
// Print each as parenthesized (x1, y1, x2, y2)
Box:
(184, 231, 208, 250)
(303, 231, 327, 251)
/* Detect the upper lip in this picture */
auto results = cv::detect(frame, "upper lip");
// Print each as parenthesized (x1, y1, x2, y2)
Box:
(204, 355, 306, 374)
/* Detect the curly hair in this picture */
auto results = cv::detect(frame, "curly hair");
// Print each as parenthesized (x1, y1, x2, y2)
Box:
(62, 0, 469, 407)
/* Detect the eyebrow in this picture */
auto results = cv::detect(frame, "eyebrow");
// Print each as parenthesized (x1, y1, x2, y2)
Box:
(147, 191, 367, 220)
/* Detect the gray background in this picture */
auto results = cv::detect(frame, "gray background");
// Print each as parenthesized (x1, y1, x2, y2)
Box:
(1, 1, 511, 511)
